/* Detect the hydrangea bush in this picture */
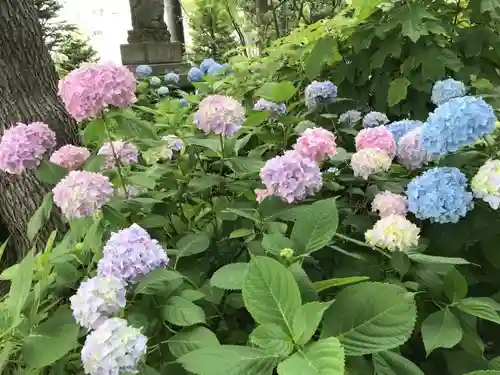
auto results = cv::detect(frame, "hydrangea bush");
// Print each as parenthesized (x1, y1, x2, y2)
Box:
(3, 20, 500, 375)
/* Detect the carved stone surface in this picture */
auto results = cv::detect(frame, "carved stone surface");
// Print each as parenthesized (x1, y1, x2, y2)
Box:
(120, 42, 184, 65)
(127, 0, 171, 43)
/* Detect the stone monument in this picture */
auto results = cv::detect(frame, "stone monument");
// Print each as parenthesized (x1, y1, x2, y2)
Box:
(120, 0, 188, 75)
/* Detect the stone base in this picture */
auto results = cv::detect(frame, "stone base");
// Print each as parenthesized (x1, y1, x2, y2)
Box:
(120, 41, 183, 65)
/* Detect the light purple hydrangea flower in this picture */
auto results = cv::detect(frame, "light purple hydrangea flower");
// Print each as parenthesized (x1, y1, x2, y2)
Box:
(162, 135, 184, 152)
(164, 71, 180, 85)
(70, 275, 126, 331)
(339, 110, 362, 124)
(81, 318, 147, 375)
(97, 224, 168, 284)
(253, 99, 286, 118)
(304, 80, 338, 110)
(397, 127, 432, 170)
(371, 191, 408, 218)
(50, 144, 90, 170)
(97, 140, 138, 169)
(260, 150, 323, 203)
(363, 111, 389, 128)
(194, 95, 245, 136)
(52, 171, 114, 219)
(0, 122, 56, 174)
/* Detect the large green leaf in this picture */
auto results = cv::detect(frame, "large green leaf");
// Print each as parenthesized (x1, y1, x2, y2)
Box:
(407, 253, 470, 265)
(35, 160, 68, 185)
(421, 308, 462, 355)
(255, 81, 297, 102)
(7, 250, 34, 319)
(291, 198, 338, 255)
(162, 296, 206, 326)
(443, 268, 468, 303)
(135, 269, 183, 295)
(305, 37, 338, 80)
(313, 276, 369, 292)
(261, 233, 294, 256)
(292, 301, 332, 345)
(249, 324, 294, 356)
(373, 351, 424, 375)
(176, 232, 211, 258)
(242, 256, 302, 335)
(27, 193, 53, 242)
(455, 298, 500, 324)
(167, 326, 220, 358)
(321, 282, 417, 356)
(276, 337, 345, 375)
(463, 372, 500, 375)
(210, 263, 248, 290)
(177, 345, 282, 375)
(387, 78, 411, 107)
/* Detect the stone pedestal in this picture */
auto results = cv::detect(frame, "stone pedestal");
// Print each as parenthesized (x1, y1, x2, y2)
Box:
(121, 41, 189, 72)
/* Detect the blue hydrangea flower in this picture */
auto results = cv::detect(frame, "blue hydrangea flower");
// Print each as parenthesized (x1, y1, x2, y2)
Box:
(386, 119, 424, 143)
(157, 86, 169, 96)
(431, 78, 467, 106)
(305, 80, 338, 110)
(421, 96, 496, 157)
(179, 98, 189, 106)
(135, 64, 152, 77)
(200, 58, 216, 74)
(207, 63, 224, 75)
(164, 71, 180, 85)
(253, 99, 286, 117)
(363, 111, 389, 128)
(187, 67, 204, 82)
(339, 110, 362, 124)
(149, 76, 161, 86)
(97, 224, 168, 284)
(162, 135, 184, 151)
(406, 167, 474, 223)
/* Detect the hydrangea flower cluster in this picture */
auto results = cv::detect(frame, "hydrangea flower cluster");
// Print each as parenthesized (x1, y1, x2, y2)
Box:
(351, 148, 392, 180)
(431, 78, 467, 106)
(187, 67, 204, 82)
(421, 96, 496, 157)
(363, 111, 389, 128)
(50, 145, 90, 170)
(81, 318, 147, 375)
(58, 62, 137, 121)
(200, 58, 216, 73)
(304, 80, 338, 110)
(293, 127, 337, 162)
(115, 185, 144, 199)
(407, 167, 474, 223)
(194, 95, 245, 136)
(149, 76, 161, 86)
(207, 63, 224, 75)
(471, 159, 500, 209)
(97, 140, 139, 169)
(135, 65, 152, 77)
(386, 120, 423, 143)
(97, 224, 168, 284)
(355, 125, 396, 157)
(70, 275, 126, 331)
(162, 135, 184, 152)
(157, 86, 170, 96)
(0, 122, 56, 174)
(164, 71, 180, 85)
(52, 171, 114, 219)
(372, 191, 408, 218)
(397, 127, 432, 170)
(253, 99, 286, 117)
(339, 110, 362, 124)
(365, 215, 420, 252)
(260, 150, 323, 203)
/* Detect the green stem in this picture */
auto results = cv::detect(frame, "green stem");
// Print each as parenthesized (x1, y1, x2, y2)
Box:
(334, 232, 390, 258)
(219, 134, 225, 176)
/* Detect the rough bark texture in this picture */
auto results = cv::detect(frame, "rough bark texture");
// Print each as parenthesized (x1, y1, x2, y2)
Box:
(0, 0, 79, 261)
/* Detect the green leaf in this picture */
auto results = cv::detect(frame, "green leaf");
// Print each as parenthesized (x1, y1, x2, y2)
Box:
(249, 324, 294, 356)
(83, 155, 105, 172)
(455, 298, 500, 324)
(289, 262, 318, 303)
(421, 308, 462, 355)
(82, 118, 106, 144)
(444, 268, 468, 303)
(373, 351, 424, 375)
(244, 111, 271, 127)
(211, 263, 248, 290)
(292, 301, 332, 345)
(256, 81, 297, 102)
(407, 253, 470, 265)
(313, 276, 369, 292)
(387, 78, 411, 107)
(23, 306, 79, 369)
(463, 372, 500, 375)
(291, 198, 338, 255)
(276, 337, 345, 375)
(395, 4, 434, 42)
(321, 282, 417, 356)
(7, 250, 34, 319)
(229, 228, 254, 239)
(177, 345, 281, 375)
(305, 37, 338, 80)
(167, 326, 220, 358)
(242, 256, 302, 335)
(0, 341, 14, 373)
(135, 269, 183, 295)
(227, 157, 265, 174)
(261, 232, 294, 256)
(35, 160, 68, 185)
(177, 232, 211, 258)
(27, 193, 53, 242)
(162, 296, 206, 326)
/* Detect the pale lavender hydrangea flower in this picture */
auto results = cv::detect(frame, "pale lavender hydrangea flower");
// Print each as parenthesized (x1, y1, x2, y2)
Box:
(253, 99, 286, 118)
(162, 135, 184, 151)
(305, 80, 338, 110)
(52, 171, 114, 219)
(372, 191, 408, 218)
(50, 145, 90, 170)
(81, 318, 147, 375)
(97, 224, 168, 284)
(363, 111, 389, 128)
(397, 127, 432, 170)
(0, 122, 56, 174)
(115, 185, 144, 198)
(97, 140, 138, 169)
(339, 110, 362, 124)
(70, 275, 126, 331)
(260, 150, 323, 203)
(194, 95, 245, 136)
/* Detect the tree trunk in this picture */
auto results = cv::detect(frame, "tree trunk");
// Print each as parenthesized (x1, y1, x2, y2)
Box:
(0, 0, 79, 261)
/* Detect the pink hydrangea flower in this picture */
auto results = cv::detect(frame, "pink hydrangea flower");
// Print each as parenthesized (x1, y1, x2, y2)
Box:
(97, 140, 138, 169)
(371, 191, 408, 218)
(50, 145, 90, 170)
(351, 148, 392, 180)
(293, 127, 337, 162)
(58, 62, 137, 121)
(0, 122, 56, 174)
(355, 125, 396, 157)
(52, 171, 114, 219)
(255, 188, 272, 202)
(260, 150, 322, 203)
(397, 127, 432, 170)
(194, 95, 245, 136)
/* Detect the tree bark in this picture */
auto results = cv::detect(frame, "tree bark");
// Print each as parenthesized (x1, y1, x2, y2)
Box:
(0, 0, 79, 261)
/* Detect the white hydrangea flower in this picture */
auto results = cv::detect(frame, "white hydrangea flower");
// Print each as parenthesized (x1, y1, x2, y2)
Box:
(365, 215, 420, 252)
(351, 148, 392, 180)
(471, 159, 500, 209)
